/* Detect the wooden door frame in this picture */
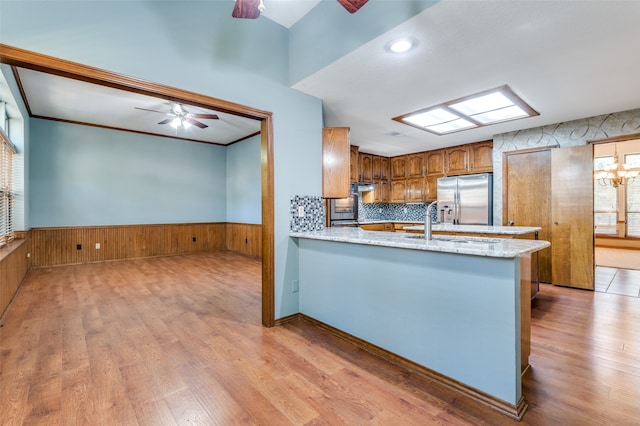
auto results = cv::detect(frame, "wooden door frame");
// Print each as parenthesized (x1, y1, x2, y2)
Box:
(0, 44, 276, 327)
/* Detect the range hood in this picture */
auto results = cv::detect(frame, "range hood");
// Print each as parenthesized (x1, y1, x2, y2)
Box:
(356, 182, 377, 192)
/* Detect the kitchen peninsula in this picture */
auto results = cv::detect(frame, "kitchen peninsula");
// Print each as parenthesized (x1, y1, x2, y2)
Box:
(290, 227, 549, 420)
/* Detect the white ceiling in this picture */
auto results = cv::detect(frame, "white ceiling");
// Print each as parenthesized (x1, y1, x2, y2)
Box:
(10, 0, 640, 155)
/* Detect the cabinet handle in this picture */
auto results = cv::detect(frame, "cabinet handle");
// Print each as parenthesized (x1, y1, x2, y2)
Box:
(508, 220, 514, 226)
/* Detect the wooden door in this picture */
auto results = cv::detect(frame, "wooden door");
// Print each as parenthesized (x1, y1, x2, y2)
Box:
(551, 145, 594, 290)
(380, 157, 389, 180)
(390, 180, 406, 203)
(504, 148, 553, 282)
(372, 155, 382, 179)
(406, 177, 424, 202)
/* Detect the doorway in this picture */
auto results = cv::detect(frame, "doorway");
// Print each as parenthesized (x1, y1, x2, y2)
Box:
(591, 135, 640, 295)
(0, 45, 276, 326)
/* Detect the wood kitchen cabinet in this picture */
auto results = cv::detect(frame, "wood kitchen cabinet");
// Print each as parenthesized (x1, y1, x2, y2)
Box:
(322, 127, 350, 198)
(469, 140, 493, 173)
(445, 146, 469, 175)
(425, 149, 445, 176)
(390, 180, 406, 203)
(372, 155, 382, 179)
(390, 156, 407, 180)
(350, 145, 359, 183)
(406, 177, 425, 202)
(361, 179, 389, 203)
(406, 153, 425, 178)
(424, 175, 439, 202)
(359, 153, 374, 182)
(380, 157, 389, 180)
(360, 222, 394, 232)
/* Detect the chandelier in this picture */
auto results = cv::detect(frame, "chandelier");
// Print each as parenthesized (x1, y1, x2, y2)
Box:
(594, 144, 640, 188)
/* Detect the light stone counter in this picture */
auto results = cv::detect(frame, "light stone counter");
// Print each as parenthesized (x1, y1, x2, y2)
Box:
(403, 224, 541, 235)
(290, 227, 549, 258)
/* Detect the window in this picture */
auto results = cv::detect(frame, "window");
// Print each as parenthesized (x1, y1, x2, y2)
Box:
(594, 156, 618, 235)
(626, 153, 640, 237)
(0, 129, 15, 247)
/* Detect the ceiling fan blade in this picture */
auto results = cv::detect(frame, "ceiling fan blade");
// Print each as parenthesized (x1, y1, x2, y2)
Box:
(186, 118, 208, 129)
(191, 113, 219, 120)
(158, 118, 172, 125)
(337, 0, 369, 13)
(232, 0, 261, 19)
(135, 106, 169, 114)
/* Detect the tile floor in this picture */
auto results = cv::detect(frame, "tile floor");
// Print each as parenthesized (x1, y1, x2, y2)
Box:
(595, 266, 640, 297)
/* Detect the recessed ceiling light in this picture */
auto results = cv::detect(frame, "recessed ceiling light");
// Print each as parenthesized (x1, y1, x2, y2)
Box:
(392, 85, 538, 136)
(386, 37, 416, 54)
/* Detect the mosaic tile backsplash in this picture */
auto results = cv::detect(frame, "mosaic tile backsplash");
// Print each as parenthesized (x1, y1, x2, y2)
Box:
(290, 195, 325, 231)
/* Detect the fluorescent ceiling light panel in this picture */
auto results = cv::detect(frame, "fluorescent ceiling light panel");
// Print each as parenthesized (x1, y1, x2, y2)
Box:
(393, 85, 538, 135)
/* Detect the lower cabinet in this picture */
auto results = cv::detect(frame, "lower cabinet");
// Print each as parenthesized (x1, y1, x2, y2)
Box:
(359, 222, 394, 232)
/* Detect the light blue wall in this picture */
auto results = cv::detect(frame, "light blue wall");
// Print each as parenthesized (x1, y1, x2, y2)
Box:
(226, 135, 261, 224)
(29, 119, 227, 227)
(289, 0, 439, 85)
(1, 0, 323, 318)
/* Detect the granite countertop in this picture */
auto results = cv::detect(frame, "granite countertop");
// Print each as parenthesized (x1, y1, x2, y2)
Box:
(402, 224, 542, 235)
(290, 227, 549, 258)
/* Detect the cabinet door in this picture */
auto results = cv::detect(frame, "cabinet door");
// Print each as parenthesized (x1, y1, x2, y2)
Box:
(360, 153, 373, 181)
(322, 127, 350, 198)
(380, 157, 390, 180)
(390, 180, 406, 203)
(406, 177, 424, 202)
(406, 153, 425, 178)
(470, 141, 493, 173)
(445, 146, 469, 175)
(425, 150, 445, 176)
(390, 156, 407, 180)
(424, 175, 439, 202)
(377, 179, 389, 203)
(350, 145, 359, 183)
(372, 155, 382, 179)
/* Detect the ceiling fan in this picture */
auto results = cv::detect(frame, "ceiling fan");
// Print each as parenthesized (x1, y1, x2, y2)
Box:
(135, 103, 219, 129)
(232, 0, 369, 19)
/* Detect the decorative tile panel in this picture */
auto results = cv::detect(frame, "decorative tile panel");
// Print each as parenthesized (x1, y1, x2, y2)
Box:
(290, 195, 325, 231)
(492, 108, 640, 223)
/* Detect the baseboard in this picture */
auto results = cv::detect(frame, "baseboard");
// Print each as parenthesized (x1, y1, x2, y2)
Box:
(299, 314, 527, 421)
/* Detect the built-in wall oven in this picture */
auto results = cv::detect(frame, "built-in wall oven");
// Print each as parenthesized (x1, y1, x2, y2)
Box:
(329, 193, 358, 227)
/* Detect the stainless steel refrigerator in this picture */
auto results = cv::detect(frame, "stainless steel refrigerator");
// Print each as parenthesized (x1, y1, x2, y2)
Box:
(436, 173, 493, 225)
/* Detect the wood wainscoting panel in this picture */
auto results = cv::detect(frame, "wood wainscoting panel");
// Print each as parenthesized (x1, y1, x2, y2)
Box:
(30, 223, 227, 267)
(0, 237, 30, 317)
(226, 223, 262, 258)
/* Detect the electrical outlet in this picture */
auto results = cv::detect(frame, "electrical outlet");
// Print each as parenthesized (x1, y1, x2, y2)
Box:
(292, 279, 299, 293)
(95, 243, 101, 249)
(297, 206, 305, 218)
(403, 207, 408, 213)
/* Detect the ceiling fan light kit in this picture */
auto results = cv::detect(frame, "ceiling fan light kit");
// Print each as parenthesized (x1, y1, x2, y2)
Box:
(135, 103, 219, 130)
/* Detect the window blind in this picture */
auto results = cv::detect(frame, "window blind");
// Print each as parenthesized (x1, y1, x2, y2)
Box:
(626, 153, 640, 238)
(0, 129, 15, 247)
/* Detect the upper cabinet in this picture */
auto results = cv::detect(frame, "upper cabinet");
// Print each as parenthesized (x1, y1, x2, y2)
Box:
(444, 141, 493, 175)
(390, 156, 407, 180)
(322, 127, 350, 198)
(360, 153, 374, 182)
(406, 153, 425, 178)
(444, 146, 469, 175)
(469, 140, 493, 173)
(350, 145, 359, 183)
(425, 150, 445, 176)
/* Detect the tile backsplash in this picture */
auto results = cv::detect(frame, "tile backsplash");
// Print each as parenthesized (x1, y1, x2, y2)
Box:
(290, 194, 437, 231)
(290, 195, 325, 231)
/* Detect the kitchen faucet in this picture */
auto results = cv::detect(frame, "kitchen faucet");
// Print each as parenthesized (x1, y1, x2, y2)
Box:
(425, 200, 439, 240)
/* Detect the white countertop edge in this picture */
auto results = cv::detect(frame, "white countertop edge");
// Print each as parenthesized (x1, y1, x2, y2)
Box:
(290, 228, 550, 258)
(402, 224, 542, 234)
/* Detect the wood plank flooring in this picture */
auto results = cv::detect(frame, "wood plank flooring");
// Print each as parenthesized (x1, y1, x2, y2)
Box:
(1, 251, 640, 425)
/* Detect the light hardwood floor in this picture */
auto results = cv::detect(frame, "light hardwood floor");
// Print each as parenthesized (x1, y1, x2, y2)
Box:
(1, 252, 639, 425)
